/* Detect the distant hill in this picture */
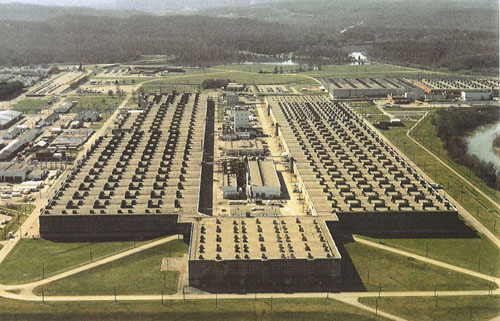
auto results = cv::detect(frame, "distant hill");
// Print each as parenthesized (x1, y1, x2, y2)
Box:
(201, 0, 499, 32)
(0, 0, 496, 73)
(98, 0, 280, 13)
(0, 0, 280, 14)
(0, 2, 144, 21)
(0, 14, 316, 65)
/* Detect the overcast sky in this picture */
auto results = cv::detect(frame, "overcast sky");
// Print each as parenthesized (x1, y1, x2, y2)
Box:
(0, 0, 107, 6)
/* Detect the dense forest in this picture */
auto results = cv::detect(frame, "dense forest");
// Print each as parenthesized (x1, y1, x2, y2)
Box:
(434, 107, 500, 190)
(0, 0, 497, 73)
(0, 81, 24, 101)
(201, 79, 235, 90)
(349, 28, 500, 72)
(205, 0, 499, 73)
(0, 15, 332, 65)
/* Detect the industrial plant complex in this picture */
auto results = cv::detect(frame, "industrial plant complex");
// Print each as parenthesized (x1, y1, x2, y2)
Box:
(32, 74, 492, 293)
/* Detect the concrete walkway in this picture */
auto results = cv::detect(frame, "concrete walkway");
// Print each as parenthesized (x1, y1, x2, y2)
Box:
(0, 232, 498, 321)
(1, 234, 497, 301)
(406, 113, 500, 247)
(335, 296, 408, 321)
(0, 235, 182, 300)
(354, 236, 500, 287)
(370, 106, 500, 248)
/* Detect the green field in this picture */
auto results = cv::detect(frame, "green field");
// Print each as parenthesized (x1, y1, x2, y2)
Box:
(358, 236, 500, 278)
(91, 77, 154, 85)
(35, 240, 187, 296)
(412, 113, 500, 208)
(210, 63, 450, 80)
(302, 63, 452, 79)
(139, 84, 201, 94)
(0, 203, 35, 240)
(345, 242, 492, 292)
(360, 296, 500, 321)
(66, 95, 125, 128)
(0, 239, 143, 284)
(359, 109, 500, 238)
(0, 214, 26, 241)
(141, 69, 316, 88)
(210, 64, 302, 74)
(10, 98, 49, 114)
(0, 297, 388, 321)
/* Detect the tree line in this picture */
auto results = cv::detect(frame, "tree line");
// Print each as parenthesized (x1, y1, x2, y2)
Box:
(434, 107, 500, 190)
(201, 79, 234, 90)
(0, 15, 327, 66)
(343, 27, 499, 73)
(0, 81, 24, 100)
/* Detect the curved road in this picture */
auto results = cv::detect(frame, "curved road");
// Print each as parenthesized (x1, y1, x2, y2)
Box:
(372, 105, 500, 248)
(405, 113, 500, 247)
(0, 233, 498, 321)
(0, 75, 498, 321)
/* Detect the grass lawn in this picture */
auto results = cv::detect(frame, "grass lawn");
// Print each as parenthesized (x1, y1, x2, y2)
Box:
(0, 239, 144, 285)
(91, 77, 154, 85)
(139, 84, 201, 94)
(412, 113, 500, 208)
(0, 297, 388, 321)
(345, 242, 493, 292)
(0, 213, 26, 241)
(356, 104, 500, 238)
(359, 296, 500, 321)
(302, 63, 451, 79)
(0, 203, 36, 215)
(210, 64, 300, 73)
(10, 98, 49, 114)
(144, 70, 316, 86)
(35, 240, 188, 296)
(66, 95, 125, 127)
(378, 118, 500, 238)
(211, 63, 451, 80)
(358, 236, 500, 278)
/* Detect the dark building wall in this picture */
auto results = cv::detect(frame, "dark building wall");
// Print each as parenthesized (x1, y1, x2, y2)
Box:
(333, 210, 472, 237)
(189, 258, 341, 294)
(39, 213, 192, 242)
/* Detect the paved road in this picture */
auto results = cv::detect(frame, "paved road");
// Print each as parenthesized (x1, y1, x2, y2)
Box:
(354, 236, 500, 287)
(1, 233, 497, 301)
(0, 235, 181, 299)
(0, 75, 497, 321)
(372, 105, 500, 248)
(406, 113, 500, 246)
(335, 297, 407, 321)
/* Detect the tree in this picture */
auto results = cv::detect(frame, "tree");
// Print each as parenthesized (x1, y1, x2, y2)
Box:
(108, 89, 114, 97)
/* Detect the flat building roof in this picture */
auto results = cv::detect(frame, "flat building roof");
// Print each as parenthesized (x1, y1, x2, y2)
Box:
(248, 159, 280, 188)
(190, 216, 341, 261)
